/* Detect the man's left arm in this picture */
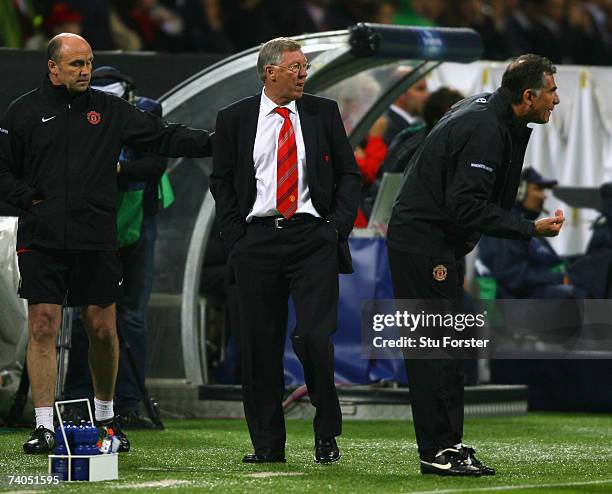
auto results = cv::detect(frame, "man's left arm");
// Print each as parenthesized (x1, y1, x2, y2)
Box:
(327, 102, 361, 238)
(118, 98, 213, 158)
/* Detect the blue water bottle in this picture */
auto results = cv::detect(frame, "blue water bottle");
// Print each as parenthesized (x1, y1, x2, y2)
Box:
(72, 445, 89, 481)
(64, 421, 76, 451)
(88, 422, 100, 454)
(51, 444, 68, 481)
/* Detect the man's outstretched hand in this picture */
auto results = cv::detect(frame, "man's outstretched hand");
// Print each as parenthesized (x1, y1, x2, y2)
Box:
(535, 208, 565, 237)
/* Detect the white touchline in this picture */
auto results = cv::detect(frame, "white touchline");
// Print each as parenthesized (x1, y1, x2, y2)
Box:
(245, 472, 305, 478)
(114, 480, 192, 489)
(406, 478, 612, 494)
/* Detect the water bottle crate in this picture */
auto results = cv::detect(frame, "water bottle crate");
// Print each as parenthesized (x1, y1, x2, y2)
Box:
(47, 398, 119, 482)
(48, 453, 118, 482)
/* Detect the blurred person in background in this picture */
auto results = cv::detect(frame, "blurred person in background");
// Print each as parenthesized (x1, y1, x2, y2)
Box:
(325, 0, 400, 29)
(0, 0, 23, 47)
(566, 0, 611, 65)
(394, 0, 444, 25)
(478, 167, 587, 299)
(111, 0, 184, 52)
(24, 2, 83, 50)
(0, 214, 28, 420)
(504, 0, 540, 56)
(382, 70, 429, 147)
(438, 0, 511, 60)
(363, 87, 464, 223)
(220, 0, 299, 51)
(178, 0, 234, 53)
(380, 87, 464, 177)
(65, 0, 113, 49)
(323, 72, 387, 228)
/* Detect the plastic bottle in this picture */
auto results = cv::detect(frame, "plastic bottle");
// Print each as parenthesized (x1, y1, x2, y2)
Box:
(54, 425, 65, 446)
(72, 445, 89, 481)
(64, 421, 76, 451)
(51, 444, 68, 481)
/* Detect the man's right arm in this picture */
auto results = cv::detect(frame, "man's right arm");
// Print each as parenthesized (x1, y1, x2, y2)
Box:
(209, 110, 246, 250)
(0, 106, 39, 210)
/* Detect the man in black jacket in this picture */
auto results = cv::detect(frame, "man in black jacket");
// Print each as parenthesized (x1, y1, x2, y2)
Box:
(210, 37, 360, 464)
(387, 54, 564, 476)
(0, 33, 212, 454)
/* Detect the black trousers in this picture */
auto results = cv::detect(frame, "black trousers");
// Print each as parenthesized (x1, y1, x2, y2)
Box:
(231, 219, 342, 452)
(387, 247, 465, 461)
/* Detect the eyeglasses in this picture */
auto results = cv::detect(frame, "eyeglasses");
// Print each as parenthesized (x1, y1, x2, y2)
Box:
(272, 62, 311, 73)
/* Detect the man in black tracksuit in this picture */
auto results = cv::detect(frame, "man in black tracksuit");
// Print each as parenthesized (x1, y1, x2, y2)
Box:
(0, 33, 212, 454)
(387, 54, 564, 476)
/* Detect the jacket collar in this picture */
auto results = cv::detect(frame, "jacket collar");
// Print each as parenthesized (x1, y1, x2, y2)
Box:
(489, 89, 527, 130)
(244, 92, 317, 176)
(41, 74, 91, 109)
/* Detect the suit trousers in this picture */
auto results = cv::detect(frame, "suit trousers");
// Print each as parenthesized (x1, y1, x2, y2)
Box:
(231, 219, 342, 452)
(387, 247, 465, 461)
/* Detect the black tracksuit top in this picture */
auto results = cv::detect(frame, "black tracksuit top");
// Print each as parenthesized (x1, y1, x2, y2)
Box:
(387, 89, 537, 260)
(0, 76, 212, 251)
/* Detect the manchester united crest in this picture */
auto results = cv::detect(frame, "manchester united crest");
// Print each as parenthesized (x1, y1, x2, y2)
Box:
(433, 264, 448, 282)
(87, 111, 101, 125)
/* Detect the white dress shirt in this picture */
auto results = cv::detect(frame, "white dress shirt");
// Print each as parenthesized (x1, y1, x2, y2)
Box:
(389, 104, 422, 126)
(247, 89, 320, 221)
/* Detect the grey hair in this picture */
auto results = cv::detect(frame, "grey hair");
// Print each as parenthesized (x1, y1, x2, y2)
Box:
(501, 54, 556, 104)
(257, 37, 302, 82)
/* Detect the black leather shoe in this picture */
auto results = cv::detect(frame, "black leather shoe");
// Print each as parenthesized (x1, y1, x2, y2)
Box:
(461, 445, 496, 475)
(420, 448, 481, 476)
(117, 410, 156, 430)
(242, 448, 286, 463)
(23, 426, 55, 454)
(315, 437, 340, 463)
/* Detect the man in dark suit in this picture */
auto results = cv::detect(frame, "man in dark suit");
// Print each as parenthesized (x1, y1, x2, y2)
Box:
(382, 71, 429, 147)
(210, 37, 360, 464)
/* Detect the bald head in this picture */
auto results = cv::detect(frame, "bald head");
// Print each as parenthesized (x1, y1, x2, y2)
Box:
(47, 33, 91, 63)
(47, 33, 93, 94)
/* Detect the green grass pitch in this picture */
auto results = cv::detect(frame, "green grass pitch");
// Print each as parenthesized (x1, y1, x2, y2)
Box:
(1, 413, 611, 493)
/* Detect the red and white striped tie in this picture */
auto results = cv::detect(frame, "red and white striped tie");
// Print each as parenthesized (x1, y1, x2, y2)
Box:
(274, 107, 298, 219)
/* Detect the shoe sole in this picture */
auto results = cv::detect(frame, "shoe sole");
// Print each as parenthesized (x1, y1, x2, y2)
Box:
(242, 458, 287, 463)
(421, 467, 481, 477)
(314, 453, 341, 464)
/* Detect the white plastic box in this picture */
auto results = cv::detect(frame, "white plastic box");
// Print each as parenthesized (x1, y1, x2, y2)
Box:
(47, 398, 119, 482)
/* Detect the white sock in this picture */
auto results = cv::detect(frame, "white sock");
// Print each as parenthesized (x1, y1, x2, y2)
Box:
(35, 407, 54, 431)
(454, 443, 463, 450)
(94, 398, 114, 422)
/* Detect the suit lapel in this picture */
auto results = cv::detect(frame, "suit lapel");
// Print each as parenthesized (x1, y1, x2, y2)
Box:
(297, 97, 318, 179)
(242, 95, 260, 167)
(241, 95, 260, 198)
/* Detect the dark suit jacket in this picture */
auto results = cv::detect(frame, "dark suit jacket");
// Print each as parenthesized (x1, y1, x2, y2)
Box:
(210, 92, 360, 273)
(382, 108, 413, 147)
